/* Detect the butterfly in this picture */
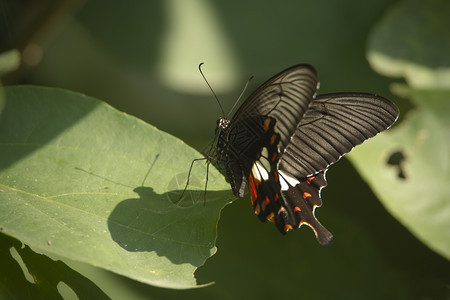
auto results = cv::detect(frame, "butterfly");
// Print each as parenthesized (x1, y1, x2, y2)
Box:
(202, 64, 399, 245)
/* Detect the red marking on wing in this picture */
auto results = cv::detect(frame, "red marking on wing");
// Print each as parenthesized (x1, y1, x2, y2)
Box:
(294, 206, 301, 212)
(248, 173, 258, 205)
(307, 176, 315, 184)
(302, 192, 312, 199)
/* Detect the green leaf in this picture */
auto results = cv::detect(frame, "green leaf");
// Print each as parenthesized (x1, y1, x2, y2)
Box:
(366, 0, 450, 89)
(350, 0, 450, 260)
(0, 86, 232, 289)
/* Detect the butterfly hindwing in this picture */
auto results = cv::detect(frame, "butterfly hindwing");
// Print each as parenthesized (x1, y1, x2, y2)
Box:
(249, 169, 333, 245)
(279, 93, 399, 178)
(279, 171, 333, 246)
(246, 117, 333, 245)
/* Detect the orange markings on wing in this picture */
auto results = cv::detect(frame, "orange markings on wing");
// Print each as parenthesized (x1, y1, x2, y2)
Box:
(263, 118, 271, 131)
(271, 152, 277, 162)
(294, 206, 301, 212)
(274, 193, 279, 201)
(266, 212, 275, 222)
(270, 134, 277, 145)
(284, 224, 293, 232)
(307, 176, 315, 184)
(262, 196, 270, 210)
(303, 192, 312, 199)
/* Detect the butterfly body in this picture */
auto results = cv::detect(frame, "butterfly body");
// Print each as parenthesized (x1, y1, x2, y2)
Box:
(210, 64, 399, 245)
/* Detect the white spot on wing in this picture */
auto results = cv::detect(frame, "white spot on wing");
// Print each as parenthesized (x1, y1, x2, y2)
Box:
(259, 147, 271, 170)
(258, 147, 272, 170)
(279, 170, 300, 191)
(252, 161, 269, 181)
(261, 147, 268, 158)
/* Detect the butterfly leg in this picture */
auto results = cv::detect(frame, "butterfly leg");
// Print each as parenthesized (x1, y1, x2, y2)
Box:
(177, 157, 208, 203)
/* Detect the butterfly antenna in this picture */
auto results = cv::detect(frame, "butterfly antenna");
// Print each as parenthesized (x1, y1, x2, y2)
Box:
(199, 63, 226, 117)
(228, 75, 253, 118)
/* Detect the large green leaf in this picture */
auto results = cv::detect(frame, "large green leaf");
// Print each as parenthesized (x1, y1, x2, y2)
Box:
(0, 86, 232, 289)
(349, 0, 450, 260)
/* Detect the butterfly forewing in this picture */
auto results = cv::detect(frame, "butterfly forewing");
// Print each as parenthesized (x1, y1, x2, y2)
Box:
(231, 64, 319, 153)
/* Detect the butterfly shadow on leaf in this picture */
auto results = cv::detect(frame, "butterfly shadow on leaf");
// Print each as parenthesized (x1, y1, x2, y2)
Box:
(107, 186, 231, 266)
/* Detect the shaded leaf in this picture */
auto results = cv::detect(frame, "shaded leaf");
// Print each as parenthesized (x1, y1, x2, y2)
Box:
(0, 233, 109, 299)
(367, 0, 450, 88)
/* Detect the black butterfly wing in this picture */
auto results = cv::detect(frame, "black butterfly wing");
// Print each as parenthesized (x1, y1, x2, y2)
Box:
(249, 163, 334, 245)
(278, 171, 333, 246)
(231, 64, 319, 152)
(279, 93, 400, 178)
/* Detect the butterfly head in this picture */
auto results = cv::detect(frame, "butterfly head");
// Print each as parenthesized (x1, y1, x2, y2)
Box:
(217, 118, 230, 129)
(215, 118, 230, 137)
